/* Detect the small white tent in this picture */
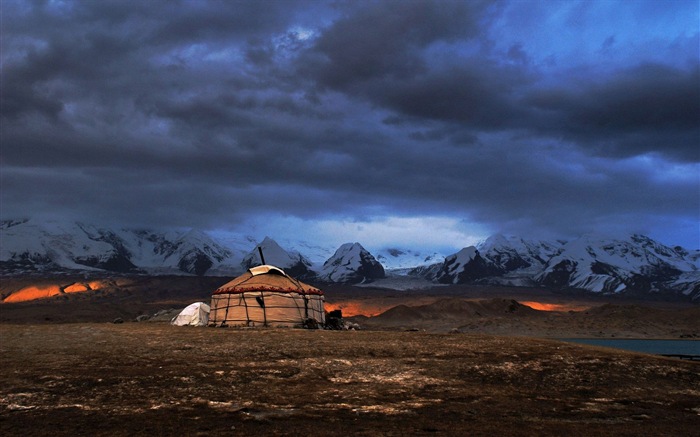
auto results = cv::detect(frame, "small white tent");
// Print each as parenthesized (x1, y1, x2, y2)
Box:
(171, 302, 210, 326)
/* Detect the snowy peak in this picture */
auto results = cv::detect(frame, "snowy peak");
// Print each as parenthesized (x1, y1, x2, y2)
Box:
(115, 228, 234, 275)
(555, 233, 694, 274)
(241, 237, 313, 278)
(318, 242, 385, 284)
(163, 229, 233, 275)
(411, 233, 698, 299)
(450, 247, 479, 266)
(0, 219, 234, 276)
(431, 246, 502, 284)
(536, 233, 696, 294)
(477, 234, 562, 272)
(0, 220, 138, 273)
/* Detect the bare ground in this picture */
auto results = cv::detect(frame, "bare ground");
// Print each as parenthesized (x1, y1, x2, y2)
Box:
(1, 323, 699, 436)
(1, 276, 699, 435)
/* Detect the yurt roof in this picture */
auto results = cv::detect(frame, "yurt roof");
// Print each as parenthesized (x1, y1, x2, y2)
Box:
(213, 264, 323, 296)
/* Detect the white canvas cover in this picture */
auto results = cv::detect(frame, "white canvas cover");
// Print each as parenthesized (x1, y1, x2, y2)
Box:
(171, 302, 210, 326)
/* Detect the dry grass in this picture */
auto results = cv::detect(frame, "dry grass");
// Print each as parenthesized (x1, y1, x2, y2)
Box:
(1, 323, 699, 436)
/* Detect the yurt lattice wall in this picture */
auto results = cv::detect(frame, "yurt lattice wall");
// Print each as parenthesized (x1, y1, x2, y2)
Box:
(209, 265, 325, 327)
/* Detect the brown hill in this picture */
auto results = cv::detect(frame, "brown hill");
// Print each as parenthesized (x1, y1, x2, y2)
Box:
(374, 298, 541, 322)
(356, 298, 700, 338)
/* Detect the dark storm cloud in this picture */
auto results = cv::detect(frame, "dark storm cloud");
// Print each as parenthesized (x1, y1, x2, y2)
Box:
(2, 0, 698, 248)
(367, 63, 531, 129)
(525, 63, 700, 161)
(307, 7, 699, 162)
(308, 0, 489, 88)
(303, 0, 529, 130)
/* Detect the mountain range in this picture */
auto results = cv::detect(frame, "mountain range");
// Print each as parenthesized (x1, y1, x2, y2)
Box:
(1, 219, 698, 300)
(414, 234, 699, 300)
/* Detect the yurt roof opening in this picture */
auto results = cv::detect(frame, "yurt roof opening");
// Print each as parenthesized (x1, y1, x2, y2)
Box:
(209, 264, 325, 328)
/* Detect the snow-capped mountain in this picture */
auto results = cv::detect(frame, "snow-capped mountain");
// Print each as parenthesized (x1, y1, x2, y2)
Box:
(468, 234, 565, 287)
(2, 219, 698, 300)
(0, 219, 235, 276)
(1, 220, 135, 273)
(535, 234, 698, 295)
(410, 233, 699, 300)
(478, 234, 563, 274)
(241, 236, 314, 279)
(317, 242, 385, 284)
(0, 220, 376, 281)
(430, 247, 502, 284)
(123, 228, 236, 276)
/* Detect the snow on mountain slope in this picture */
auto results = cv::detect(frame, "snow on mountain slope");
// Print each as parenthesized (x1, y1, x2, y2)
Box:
(430, 247, 503, 284)
(374, 247, 445, 270)
(2, 219, 698, 298)
(409, 233, 698, 299)
(121, 228, 235, 275)
(669, 271, 700, 301)
(318, 242, 385, 284)
(0, 219, 234, 275)
(240, 237, 314, 278)
(276, 238, 336, 267)
(686, 250, 700, 269)
(466, 235, 565, 287)
(439, 246, 478, 282)
(1, 220, 136, 272)
(535, 234, 697, 294)
(477, 234, 563, 274)
(410, 236, 563, 286)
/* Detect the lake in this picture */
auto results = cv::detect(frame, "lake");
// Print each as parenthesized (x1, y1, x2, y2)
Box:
(560, 339, 700, 356)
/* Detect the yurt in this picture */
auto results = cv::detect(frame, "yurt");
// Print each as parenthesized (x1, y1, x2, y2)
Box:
(209, 265, 325, 328)
(171, 302, 210, 326)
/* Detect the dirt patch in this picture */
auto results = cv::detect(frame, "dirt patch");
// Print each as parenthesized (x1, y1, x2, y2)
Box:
(1, 323, 699, 436)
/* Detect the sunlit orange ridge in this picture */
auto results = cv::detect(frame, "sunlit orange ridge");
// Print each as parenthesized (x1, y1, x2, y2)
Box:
(325, 301, 390, 317)
(521, 301, 590, 312)
(2, 282, 106, 303)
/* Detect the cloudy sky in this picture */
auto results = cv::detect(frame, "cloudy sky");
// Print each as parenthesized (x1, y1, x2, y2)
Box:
(2, 0, 699, 252)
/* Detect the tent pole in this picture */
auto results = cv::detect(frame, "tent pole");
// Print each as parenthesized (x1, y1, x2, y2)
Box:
(261, 291, 268, 326)
(223, 294, 231, 326)
(242, 294, 250, 326)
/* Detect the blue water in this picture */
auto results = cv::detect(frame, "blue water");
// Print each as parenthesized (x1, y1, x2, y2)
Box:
(560, 339, 700, 356)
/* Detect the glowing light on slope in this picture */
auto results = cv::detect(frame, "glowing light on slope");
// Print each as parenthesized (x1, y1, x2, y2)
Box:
(64, 283, 90, 293)
(521, 301, 591, 312)
(3, 281, 105, 303)
(3, 285, 63, 303)
(325, 301, 390, 317)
